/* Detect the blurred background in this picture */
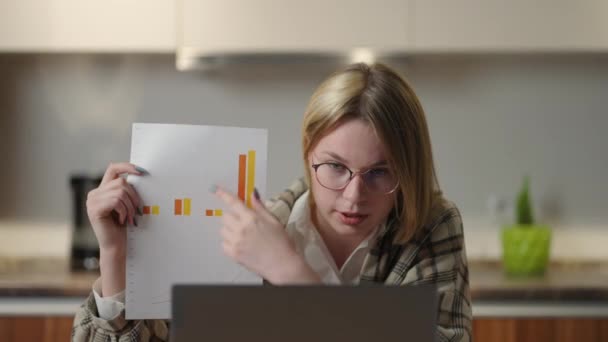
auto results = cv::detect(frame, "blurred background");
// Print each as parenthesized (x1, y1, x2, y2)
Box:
(0, 1, 607, 341)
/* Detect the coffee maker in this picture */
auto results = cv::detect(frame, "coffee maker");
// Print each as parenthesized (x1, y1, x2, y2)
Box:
(70, 174, 103, 271)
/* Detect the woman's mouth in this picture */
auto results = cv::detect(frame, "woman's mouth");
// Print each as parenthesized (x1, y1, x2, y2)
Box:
(337, 211, 369, 225)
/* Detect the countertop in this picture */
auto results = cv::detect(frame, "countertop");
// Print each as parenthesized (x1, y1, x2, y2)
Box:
(469, 261, 608, 302)
(0, 257, 97, 297)
(2, 257, 608, 317)
(2, 258, 608, 300)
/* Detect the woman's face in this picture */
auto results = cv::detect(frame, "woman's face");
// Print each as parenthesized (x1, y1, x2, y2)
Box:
(309, 118, 396, 239)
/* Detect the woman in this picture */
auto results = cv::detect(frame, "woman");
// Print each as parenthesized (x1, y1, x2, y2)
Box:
(73, 63, 472, 341)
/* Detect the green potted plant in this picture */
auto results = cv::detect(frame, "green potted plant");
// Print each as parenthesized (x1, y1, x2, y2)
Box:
(501, 176, 551, 276)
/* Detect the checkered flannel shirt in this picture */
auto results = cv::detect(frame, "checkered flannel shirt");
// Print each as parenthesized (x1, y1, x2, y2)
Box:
(72, 178, 472, 341)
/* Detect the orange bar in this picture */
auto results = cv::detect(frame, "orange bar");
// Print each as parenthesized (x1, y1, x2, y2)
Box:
(174, 199, 182, 215)
(238, 154, 246, 202)
(143, 206, 150, 215)
(205, 209, 213, 216)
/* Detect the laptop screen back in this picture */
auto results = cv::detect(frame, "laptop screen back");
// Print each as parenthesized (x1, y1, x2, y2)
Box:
(171, 284, 437, 342)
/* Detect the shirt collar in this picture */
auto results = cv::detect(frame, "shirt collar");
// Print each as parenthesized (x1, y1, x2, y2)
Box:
(288, 190, 382, 252)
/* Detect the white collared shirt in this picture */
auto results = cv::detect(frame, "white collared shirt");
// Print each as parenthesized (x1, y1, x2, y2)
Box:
(93, 190, 377, 319)
(285, 190, 378, 285)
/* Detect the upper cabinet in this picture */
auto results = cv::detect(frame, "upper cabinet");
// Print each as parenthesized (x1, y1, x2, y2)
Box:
(411, 0, 608, 52)
(177, 0, 410, 69)
(0, 0, 175, 52)
(179, 0, 410, 52)
(1, 0, 606, 55)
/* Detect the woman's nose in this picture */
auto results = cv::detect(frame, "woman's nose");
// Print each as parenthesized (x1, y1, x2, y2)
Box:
(341, 174, 367, 202)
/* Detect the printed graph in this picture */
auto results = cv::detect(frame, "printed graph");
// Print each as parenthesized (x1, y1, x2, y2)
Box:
(141, 150, 256, 219)
(204, 149, 256, 215)
(205, 209, 223, 217)
(174, 198, 192, 216)
(126, 124, 267, 319)
(142, 205, 160, 215)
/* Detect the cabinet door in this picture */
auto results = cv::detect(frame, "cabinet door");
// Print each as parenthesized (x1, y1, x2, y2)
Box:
(411, 0, 608, 52)
(0, 0, 174, 52)
(180, 0, 410, 54)
(473, 318, 608, 342)
(0, 317, 73, 342)
(473, 318, 517, 342)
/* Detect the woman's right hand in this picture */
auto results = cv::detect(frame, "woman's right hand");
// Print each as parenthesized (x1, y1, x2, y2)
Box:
(87, 162, 144, 252)
(86, 162, 145, 297)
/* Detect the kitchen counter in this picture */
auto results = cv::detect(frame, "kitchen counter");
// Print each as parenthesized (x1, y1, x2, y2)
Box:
(0, 257, 97, 297)
(0, 258, 96, 316)
(468, 261, 608, 317)
(469, 261, 608, 302)
(2, 257, 608, 316)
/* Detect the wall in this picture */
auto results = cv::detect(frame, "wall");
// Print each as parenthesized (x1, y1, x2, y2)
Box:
(1, 54, 606, 259)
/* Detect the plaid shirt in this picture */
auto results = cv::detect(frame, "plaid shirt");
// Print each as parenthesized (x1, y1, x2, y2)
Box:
(72, 178, 472, 341)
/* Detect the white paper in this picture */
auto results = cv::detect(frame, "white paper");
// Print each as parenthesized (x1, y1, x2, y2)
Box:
(125, 123, 267, 319)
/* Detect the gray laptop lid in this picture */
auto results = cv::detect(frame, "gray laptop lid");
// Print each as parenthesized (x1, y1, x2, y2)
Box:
(171, 284, 437, 342)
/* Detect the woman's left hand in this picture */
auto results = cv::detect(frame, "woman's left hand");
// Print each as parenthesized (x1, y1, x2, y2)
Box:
(214, 186, 319, 284)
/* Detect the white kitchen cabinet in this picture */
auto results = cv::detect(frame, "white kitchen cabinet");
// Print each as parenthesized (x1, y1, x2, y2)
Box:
(177, 0, 410, 69)
(2, 0, 606, 55)
(0, 0, 175, 52)
(411, 0, 608, 52)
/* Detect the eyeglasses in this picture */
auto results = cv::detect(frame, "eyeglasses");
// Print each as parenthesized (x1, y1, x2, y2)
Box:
(311, 161, 399, 195)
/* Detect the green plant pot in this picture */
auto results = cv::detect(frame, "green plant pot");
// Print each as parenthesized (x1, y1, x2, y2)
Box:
(501, 225, 551, 277)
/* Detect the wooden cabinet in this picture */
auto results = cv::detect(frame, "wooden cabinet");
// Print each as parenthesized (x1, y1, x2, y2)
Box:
(473, 318, 608, 342)
(411, 0, 608, 52)
(2, 316, 608, 341)
(0, 0, 174, 52)
(0, 317, 73, 342)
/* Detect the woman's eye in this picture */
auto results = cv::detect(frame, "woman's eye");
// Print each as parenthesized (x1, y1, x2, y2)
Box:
(369, 168, 388, 177)
(327, 163, 346, 170)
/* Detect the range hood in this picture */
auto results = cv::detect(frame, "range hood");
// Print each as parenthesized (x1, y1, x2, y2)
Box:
(176, 0, 411, 70)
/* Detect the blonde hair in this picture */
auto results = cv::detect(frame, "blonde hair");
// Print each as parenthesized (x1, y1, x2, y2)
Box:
(302, 63, 441, 244)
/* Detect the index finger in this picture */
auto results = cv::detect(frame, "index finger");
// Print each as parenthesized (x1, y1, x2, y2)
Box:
(101, 162, 146, 185)
(214, 186, 250, 214)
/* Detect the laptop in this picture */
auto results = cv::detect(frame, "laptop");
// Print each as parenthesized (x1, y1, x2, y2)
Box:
(171, 284, 438, 342)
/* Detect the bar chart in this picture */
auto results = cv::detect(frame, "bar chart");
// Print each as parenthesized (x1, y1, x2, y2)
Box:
(142, 205, 160, 215)
(204, 149, 256, 215)
(240, 150, 256, 208)
(205, 209, 223, 217)
(174, 198, 192, 216)
(126, 123, 267, 319)
(140, 149, 256, 219)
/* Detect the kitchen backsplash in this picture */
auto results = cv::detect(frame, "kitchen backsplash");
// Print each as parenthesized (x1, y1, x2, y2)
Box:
(2, 220, 608, 261)
(0, 54, 607, 259)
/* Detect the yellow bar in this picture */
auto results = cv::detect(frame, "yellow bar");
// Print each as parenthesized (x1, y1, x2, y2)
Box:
(214, 209, 223, 217)
(152, 205, 160, 215)
(246, 150, 256, 208)
(184, 198, 191, 216)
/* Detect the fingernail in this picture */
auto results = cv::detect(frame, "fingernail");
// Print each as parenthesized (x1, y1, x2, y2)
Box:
(136, 207, 143, 216)
(253, 188, 260, 201)
(209, 184, 218, 194)
(134, 217, 138, 227)
(135, 166, 148, 175)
